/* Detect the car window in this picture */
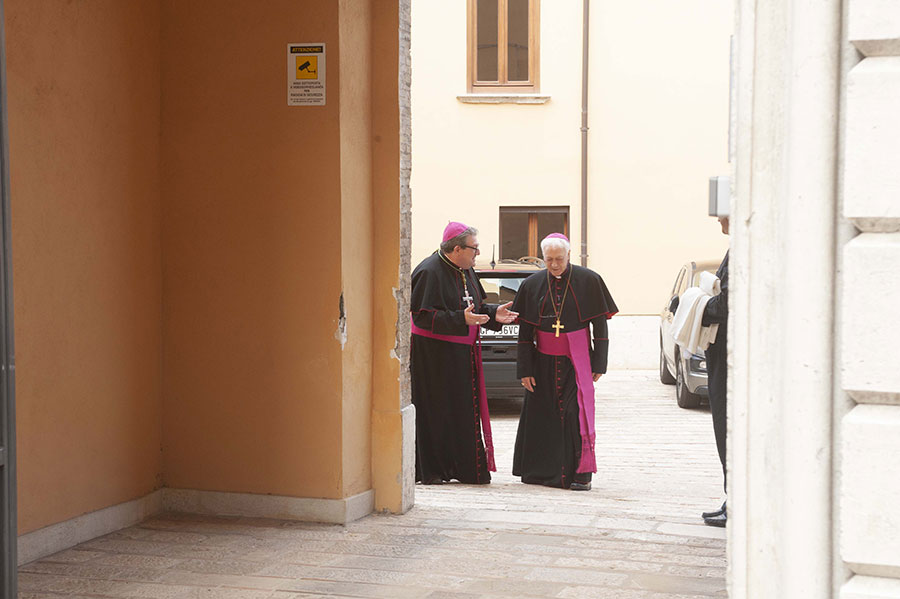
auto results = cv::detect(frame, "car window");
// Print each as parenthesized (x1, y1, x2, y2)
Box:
(678, 267, 691, 296)
(688, 268, 698, 289)
(479, 276, 527, 304)
(675, 267, 688, 296)
(691, 265, 719, 287)
(671, 267, 685, 296)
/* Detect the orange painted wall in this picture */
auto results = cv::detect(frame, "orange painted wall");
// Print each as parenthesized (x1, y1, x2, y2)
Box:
(338, 0, 374, 498)
(371, 0, 410, 513)
(6, 0, 164, 534)
(6, 0, 399, 535)
(160, 1, 347, 499)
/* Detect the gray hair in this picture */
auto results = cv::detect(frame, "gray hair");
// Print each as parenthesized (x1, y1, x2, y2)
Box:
(540, 236, 570, 255)
(440, 226, 478, 253)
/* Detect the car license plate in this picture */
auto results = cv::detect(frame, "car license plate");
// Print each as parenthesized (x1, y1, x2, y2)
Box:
(480, 324, 519, 338)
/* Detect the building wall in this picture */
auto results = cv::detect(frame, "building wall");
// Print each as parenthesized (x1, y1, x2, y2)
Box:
(411, 0, 731, 315)
(339, 0, 374, 498)
(730, 0, 900, 597)
(5, 0, 408, 550)
(410, 1, 581, 266)
(371, 0, 415, 514)
(587, 1, 732, 314)
(6, 0, 164, 534)
(839, 1, 900, 595)
(160, 0, 348, 499)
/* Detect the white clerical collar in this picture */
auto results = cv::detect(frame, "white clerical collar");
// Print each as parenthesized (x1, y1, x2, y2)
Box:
(553, 265, 571, 279)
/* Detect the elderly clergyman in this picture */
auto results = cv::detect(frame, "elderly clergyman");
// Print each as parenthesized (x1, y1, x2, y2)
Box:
(410, 222, 518, 485)
(511, 233, 617, 491)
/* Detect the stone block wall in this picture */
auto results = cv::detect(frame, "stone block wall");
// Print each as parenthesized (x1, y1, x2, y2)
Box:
(840, 2, 900, 596)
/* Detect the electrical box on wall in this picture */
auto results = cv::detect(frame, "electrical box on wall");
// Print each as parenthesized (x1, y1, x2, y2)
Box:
(708, 176, 730, 217)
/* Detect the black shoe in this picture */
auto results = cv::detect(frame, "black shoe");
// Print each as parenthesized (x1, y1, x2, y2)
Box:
(702, 501, 726, 519)
(703, 512, 726, 528)
(569, 481, 592, 491)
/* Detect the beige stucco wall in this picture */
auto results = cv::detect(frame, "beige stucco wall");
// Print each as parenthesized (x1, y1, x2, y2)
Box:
(411, 0, 732, 314)
(411, 1, 581, 265)
(7, 0, 164, 535)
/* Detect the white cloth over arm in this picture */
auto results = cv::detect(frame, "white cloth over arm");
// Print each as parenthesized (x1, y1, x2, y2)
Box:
(671, 271, 721, 355)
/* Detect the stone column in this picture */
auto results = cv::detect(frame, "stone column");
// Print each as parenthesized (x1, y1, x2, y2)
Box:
(730, 0, 841, 596)
(371, 0, 414, 514)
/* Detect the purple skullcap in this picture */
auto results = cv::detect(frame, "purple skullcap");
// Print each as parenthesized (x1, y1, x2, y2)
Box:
(544, 233, 569, 243)
(442, 221, 470, 242)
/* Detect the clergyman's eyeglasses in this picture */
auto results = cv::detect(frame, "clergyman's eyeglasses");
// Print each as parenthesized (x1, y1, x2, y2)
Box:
(461, 245, 480, 253)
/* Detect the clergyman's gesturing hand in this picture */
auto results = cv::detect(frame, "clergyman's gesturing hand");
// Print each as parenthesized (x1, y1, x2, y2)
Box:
(495, 301, 519, 324)
(521, 376, 536, 392)
(464, 304, 490, 326)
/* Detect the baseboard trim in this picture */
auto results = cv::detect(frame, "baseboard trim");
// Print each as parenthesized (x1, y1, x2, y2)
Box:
(17, 489, 164, 566)
(162, 487, 375, 525)
(17, 487, 375, 566)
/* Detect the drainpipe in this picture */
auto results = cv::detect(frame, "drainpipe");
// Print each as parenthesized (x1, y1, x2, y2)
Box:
(580, 0, 590, 266)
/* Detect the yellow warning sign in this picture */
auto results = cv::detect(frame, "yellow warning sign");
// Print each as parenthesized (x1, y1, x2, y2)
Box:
(288, 42, 326, 106)
(296, 56, 318, 80)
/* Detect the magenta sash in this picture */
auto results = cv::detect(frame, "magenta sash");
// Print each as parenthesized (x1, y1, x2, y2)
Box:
(410, 319, 496, 472)
(535, 328, 597, 473)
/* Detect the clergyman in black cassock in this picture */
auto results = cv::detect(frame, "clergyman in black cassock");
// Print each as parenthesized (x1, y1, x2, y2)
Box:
(410, 222, 518, 485)
(512, 233, 617, 490)
(700, 215, 729, 527)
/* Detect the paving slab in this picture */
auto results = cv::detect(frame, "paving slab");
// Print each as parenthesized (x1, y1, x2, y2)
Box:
(19, 370, 727, 598)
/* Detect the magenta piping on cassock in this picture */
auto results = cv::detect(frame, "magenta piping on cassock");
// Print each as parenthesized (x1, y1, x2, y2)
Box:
(535, 328, 597, 473)
(410, 319, 496, 472)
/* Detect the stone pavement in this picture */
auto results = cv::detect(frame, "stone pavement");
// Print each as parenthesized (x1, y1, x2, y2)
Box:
(18, 370, 727, 599)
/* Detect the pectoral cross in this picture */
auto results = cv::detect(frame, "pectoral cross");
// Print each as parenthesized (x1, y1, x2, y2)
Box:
(552, 319, 565, 337)
(463, 293, 473, 307)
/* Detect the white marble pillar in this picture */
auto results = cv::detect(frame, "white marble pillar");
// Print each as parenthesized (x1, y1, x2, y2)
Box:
(730, 0, 842, 597)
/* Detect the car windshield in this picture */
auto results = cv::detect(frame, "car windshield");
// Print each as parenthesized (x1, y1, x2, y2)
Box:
(480, 276, 527, 304)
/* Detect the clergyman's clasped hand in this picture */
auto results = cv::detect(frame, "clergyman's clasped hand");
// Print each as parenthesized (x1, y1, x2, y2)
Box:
(521, 376, 536, 392)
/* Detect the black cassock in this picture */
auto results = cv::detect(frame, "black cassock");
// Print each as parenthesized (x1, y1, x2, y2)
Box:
(410, 252, 503, 484)
(512, 264, 617, 489)
(702, 251, 728, 488)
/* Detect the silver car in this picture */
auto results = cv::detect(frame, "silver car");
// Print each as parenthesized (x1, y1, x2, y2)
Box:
(659, 260, 720, 408)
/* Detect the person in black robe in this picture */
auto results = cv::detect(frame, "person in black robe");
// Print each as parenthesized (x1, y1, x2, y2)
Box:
(410, 222, 518, 484)
(701, 216, 729, 527)
(511, 233, 617, 490)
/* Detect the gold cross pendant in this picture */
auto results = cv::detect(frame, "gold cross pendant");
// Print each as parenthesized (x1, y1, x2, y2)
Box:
(552, 319, 565, 337)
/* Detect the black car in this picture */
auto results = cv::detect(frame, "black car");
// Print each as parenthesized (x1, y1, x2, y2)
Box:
(476, 259, 543, 399)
